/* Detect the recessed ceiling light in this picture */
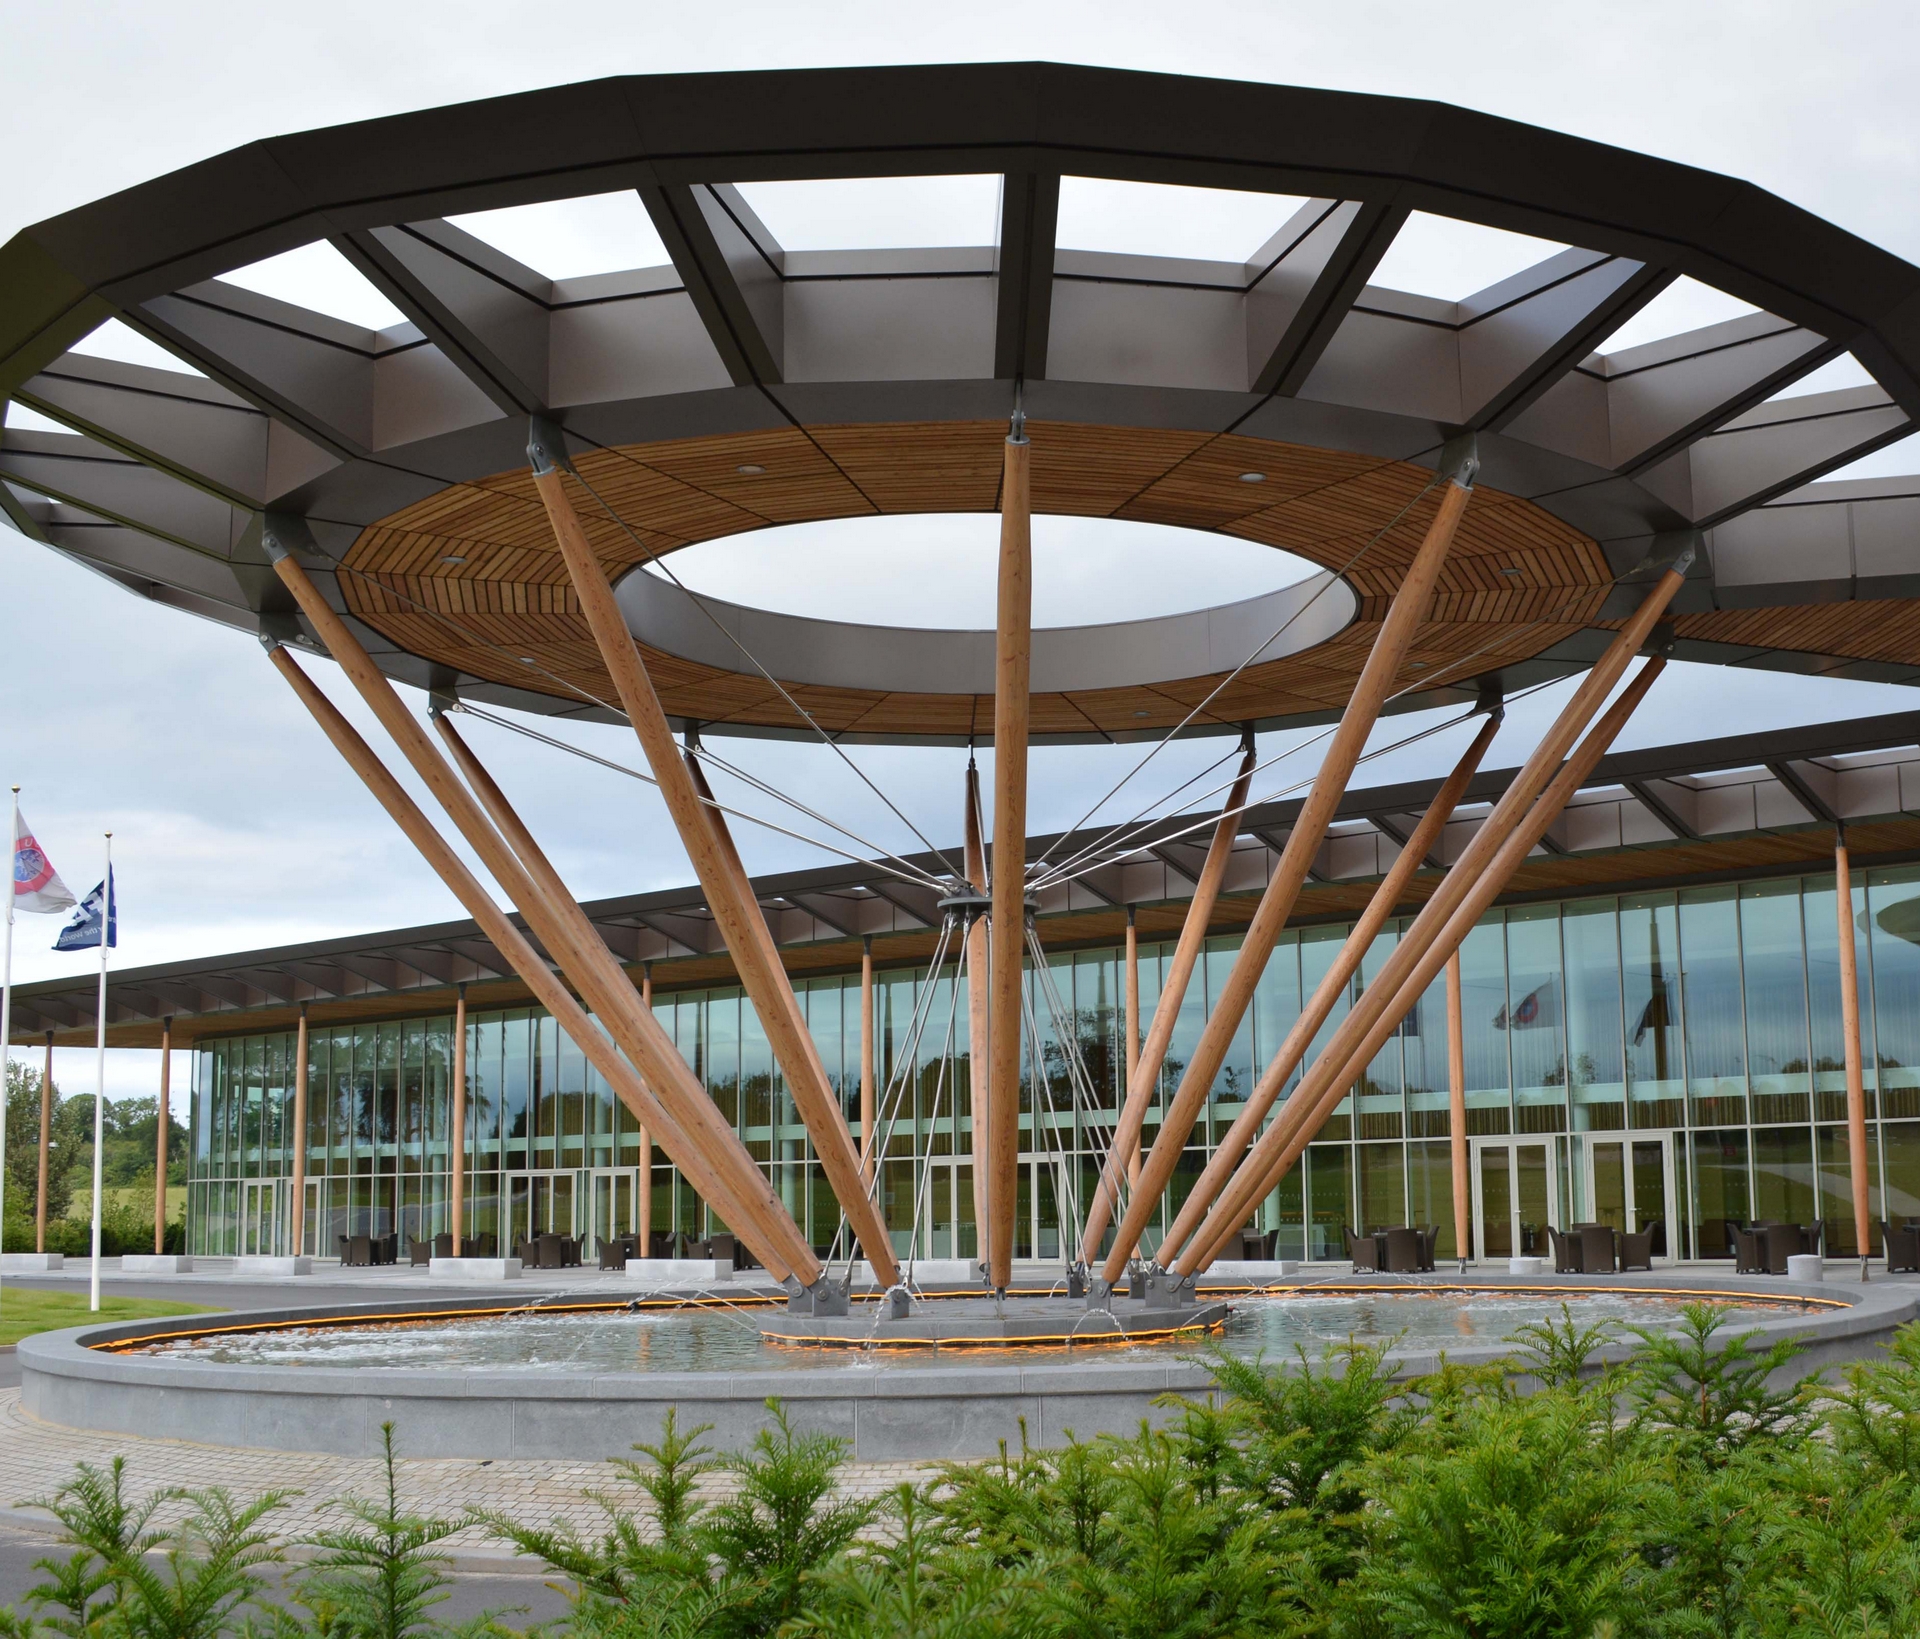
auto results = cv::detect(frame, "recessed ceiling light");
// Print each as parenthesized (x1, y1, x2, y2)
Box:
(440, 555, 466, 565)
(1408, 661, 1427, 669)
(737, 464, 767, 475)
(1499, 567, 1522, 576)
(1238, 471, 1266, 483)
(1133, 709, 1151, 717)
(519, 656, 537, 664)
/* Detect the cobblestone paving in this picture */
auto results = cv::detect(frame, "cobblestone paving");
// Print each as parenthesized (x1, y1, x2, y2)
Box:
(0, 1391, 940, 1556)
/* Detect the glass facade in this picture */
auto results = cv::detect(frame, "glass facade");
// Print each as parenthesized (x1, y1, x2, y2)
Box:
(189, 864, 1920, 1263)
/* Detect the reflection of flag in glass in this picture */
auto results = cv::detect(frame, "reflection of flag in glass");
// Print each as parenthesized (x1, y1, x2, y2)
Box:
(1495, 982, 1560, 1031)
(1631, 973, 1676, 1044)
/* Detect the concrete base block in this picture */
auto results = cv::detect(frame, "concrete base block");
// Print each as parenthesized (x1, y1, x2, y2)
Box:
(865, 1259, 976, 1288)
(0, 1252, 65, 1272)
(1788, 1254, 1825, 1282)
(119, 1255, 191, 1273)
(430, 1257, 521, 1280)
(235, 1256, 311, 1277)
(1203, 1260, 1300, 1283)
(1509, 1256, 1550, 1275)
(625, 1259, 731, 1285)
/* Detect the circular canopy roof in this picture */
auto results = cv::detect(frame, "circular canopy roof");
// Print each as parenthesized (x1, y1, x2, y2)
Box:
(3, 62, 1918, 741)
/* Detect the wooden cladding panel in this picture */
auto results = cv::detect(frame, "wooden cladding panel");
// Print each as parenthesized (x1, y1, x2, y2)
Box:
(341, 419, 1614, 737)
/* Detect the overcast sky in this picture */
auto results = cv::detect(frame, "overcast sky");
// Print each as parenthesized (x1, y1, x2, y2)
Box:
(4, 0, 1920, 1104)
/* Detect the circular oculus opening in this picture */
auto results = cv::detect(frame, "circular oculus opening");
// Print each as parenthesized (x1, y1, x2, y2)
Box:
(616, 513, 1356, 697)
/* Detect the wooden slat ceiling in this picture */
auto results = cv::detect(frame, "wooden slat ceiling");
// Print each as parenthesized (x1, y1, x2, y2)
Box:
(340, 422, 1612, 737)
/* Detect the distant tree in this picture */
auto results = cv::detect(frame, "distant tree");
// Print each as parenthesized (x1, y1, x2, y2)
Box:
(3, 1059, 82, 1224)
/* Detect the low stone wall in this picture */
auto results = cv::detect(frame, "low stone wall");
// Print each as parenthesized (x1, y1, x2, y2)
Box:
(18, 1274, 1915, 1463)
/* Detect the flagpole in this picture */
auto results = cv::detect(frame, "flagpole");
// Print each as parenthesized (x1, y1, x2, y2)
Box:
(89, 834, 109, 1314)
(0, 787, 17, 1305)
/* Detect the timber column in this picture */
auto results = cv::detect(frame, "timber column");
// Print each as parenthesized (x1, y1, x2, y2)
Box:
(36, 1030, 52, 1253)
(1124, 908, 1140, 1188)
(450, 985, 466, 1253)
(1447, 954, 1468, 1271)
(987, 413, 1033, 1292)
(1837, 827, 1872, 1277)
(287, 1006, 306, 1257)
(860, 939, 876, 1184)
(638, 966, 652, 1252)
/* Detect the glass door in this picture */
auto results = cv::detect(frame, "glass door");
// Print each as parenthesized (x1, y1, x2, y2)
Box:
(587, 1169, 639, 1257)
(1580, 1133, 1675, 1260)
(240, 1179, 286, 1256)
(505, 1169, 579, 1252)
(1471, 1139, 1557, 1262)
(301, 1180, 323, 1256)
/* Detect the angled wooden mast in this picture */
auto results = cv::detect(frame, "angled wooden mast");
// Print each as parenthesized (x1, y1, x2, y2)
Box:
(1181, 654, 1670, 1275)
(987, 413, 1033, 1292)
(1079, 737, 1257, 1265)
(1097, 440, 1481, 1290)
(262, 636, 811, 1284)
(1148, 709, 1501, 1269)
(1171, 563, 1691, 1277)
(526, 422, 900, 1292)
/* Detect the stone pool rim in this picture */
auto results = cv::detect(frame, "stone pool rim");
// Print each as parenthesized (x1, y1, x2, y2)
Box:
(19, 1274, 1914, 1464)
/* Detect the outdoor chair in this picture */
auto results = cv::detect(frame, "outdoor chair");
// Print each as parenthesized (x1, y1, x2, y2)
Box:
(471, 1232, 496, 1258)
(535, 1232, 565, 1270)
(1236, 1229, 1278, 1260)
(373, 1234, 398, 1266)
(649, 1231, 677, 1259)
(1416, 1225, 1438, 1271)
(1383, 1227, 1424, 1274)
(1734, 1228, 1766, 1273)
(1343, 1227, 1382, 1273)
(562, 1236, 582, 1268)
(1885, 1221, 1920, 1273)
(709, 1232, 737, 1270)
(433, 1232, 454, 1259)
(514, 1238, 537, 1266)
(1618, 1226, 1656, 1272)
(1810, 1219, 1827, 1255)
(1578, 1224, 1617, 1275)
(344, 1233, 372, 1267)
(1765, 1222, 1807, 1275)
(408, 1237, 433, 1266)
(1547, 1225, 1582, 1274)
(598, 1235, 634, 1271)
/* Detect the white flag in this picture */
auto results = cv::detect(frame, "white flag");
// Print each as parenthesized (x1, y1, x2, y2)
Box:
(13, 816, 76, 914)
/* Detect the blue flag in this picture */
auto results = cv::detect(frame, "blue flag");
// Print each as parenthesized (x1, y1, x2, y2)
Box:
(54, 871, 116, 951)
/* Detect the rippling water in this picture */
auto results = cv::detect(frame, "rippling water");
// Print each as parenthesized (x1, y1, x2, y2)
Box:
(134, 1289, 1786, 1375)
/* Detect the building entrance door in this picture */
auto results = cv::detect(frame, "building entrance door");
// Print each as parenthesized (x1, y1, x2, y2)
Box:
(587, 1169, 640, 1257)
(505, 1170, 577, 1253)
(1578, 1132, 1676, 1261)
(240, 1179, 288, 1256)
(1471, 1139, 1557, 1261)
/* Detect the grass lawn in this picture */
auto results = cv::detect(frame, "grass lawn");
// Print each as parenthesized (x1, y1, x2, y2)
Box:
(0, 1288, 222, 1346)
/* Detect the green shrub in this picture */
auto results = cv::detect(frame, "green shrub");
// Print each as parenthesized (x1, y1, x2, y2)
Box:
(11, 1309, 1920, 1637)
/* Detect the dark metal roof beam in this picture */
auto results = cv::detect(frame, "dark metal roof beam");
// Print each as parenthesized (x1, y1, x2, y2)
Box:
(1250, 194, 1408, 396)
(1461, 250, 1675, 431)
(1626, 778, 1699, 840)
(333, 221, 552, 416)
(993, 170, 1060, 382)
(128, 281, 380, 460)
(1606, 311, 1841, 475)
(636, 182, 783, 385)
(1765, 759, 1841, 824)
(1674, 385, 1915, 527)
(12, 352, 291, 509)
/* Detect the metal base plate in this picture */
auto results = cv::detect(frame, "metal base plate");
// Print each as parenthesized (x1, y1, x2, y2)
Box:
(756, 1293, 1227, 1349)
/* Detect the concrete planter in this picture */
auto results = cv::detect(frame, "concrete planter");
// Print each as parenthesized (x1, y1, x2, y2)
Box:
(624, 1259, 732, 1285)
(864, 1259, 976, 1289)
(0, 1253, 65, 1272)
(429, 1257, 521, 1280)
(236, 1256, 311, 1277)
(1788, 1254, 1825, 1281)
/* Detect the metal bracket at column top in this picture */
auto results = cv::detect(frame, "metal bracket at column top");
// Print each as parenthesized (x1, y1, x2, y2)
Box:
(527, 415, 574, 476)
